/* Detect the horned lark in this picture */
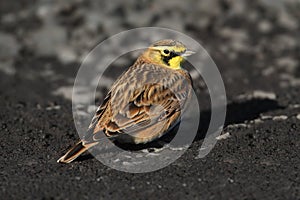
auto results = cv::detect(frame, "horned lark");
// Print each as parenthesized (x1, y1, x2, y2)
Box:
(58, 39, 195, 163)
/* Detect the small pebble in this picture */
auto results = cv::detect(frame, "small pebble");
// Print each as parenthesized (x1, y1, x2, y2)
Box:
(253, 119, 263, 124)
(228, 178, 234, 183)
(237, 90, 276, 100)
(272, 115, 288, 121)
(258, 20, 272, 33)
(253, 91, 276, 100)
(46, 105, 61, 111)
(260, 115, 272, 120)
(216, 132, 231, 140)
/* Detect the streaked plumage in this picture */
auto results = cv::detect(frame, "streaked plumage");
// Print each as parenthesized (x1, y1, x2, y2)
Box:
(58, 39, 194, 163)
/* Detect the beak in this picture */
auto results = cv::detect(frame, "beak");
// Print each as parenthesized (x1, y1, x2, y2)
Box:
(181, 50, 195, 57)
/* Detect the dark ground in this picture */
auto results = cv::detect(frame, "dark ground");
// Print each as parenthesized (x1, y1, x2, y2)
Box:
(1, 0, 300, 199)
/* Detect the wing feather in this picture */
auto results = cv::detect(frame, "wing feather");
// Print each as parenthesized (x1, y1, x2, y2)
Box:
(84, 63, 192, 143)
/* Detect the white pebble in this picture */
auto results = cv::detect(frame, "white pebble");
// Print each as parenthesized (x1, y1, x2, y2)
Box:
(258, 20, 272, 33)
(260, 115, 272, 120)
(253, 90, 276, 100)
(272, 115, 288, 121)
(237, 90, 276, 100)
(216, 132, 231, 140)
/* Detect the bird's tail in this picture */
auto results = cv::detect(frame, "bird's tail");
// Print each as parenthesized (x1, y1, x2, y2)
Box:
(57, 141, 98, 163)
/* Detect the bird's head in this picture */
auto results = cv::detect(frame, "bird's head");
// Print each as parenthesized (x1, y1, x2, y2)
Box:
(140, 39, 194, 69)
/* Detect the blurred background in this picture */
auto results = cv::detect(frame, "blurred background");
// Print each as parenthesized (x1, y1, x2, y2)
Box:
(0, 0, 299, 199)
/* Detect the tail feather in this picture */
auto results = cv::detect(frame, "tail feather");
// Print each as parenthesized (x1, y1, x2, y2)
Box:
(57, 141, 98, 163)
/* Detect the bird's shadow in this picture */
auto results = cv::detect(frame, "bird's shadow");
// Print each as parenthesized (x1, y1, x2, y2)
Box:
(195, 98, 285, 141)
(76, 98, 285, 162)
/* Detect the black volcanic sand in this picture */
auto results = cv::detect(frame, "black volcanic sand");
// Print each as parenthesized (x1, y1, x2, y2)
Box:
(0, 0, 299, 199)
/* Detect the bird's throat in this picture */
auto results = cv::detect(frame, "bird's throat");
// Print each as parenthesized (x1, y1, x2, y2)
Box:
(168, 56, 183, 69)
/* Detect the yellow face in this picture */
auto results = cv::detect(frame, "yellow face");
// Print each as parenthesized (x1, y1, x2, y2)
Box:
(142, 40, 193, 70)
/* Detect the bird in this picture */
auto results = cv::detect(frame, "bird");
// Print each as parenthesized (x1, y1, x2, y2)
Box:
(57, 39, 195, 163)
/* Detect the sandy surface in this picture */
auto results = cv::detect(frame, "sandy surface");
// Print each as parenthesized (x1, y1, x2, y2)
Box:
(0, 0, 299, 199)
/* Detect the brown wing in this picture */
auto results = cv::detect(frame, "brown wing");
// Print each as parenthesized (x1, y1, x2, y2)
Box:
(84, 63, 192, 144)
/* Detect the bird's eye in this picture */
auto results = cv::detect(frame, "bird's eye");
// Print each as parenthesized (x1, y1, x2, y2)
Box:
(163, 49, 170, 55)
